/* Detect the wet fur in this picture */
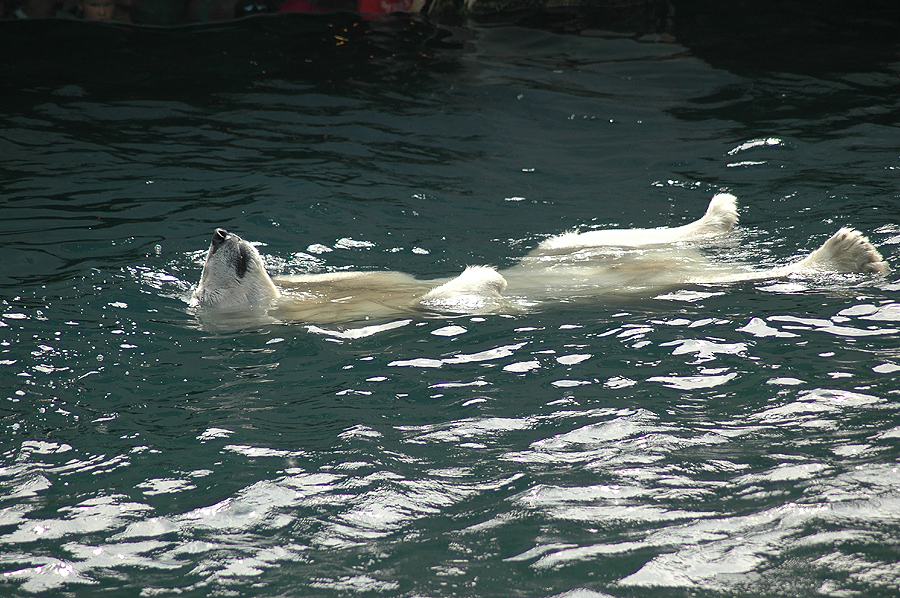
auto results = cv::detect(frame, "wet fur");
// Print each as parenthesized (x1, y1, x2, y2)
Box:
(191, 194, 888, 325)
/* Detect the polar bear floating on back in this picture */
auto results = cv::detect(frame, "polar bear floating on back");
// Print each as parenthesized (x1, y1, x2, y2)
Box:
(191, 194, 888, 325)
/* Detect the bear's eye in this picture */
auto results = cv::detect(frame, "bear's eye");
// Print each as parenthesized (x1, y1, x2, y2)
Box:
(235, 245, 250, 279)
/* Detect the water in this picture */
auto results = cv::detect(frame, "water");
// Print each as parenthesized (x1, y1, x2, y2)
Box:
(2, 6, 900, 597)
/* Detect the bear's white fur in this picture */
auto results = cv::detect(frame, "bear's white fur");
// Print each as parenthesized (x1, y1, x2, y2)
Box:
(535, 192, 740, 251)
(191, 194, 888, 325)
(192, 228, 279, 311)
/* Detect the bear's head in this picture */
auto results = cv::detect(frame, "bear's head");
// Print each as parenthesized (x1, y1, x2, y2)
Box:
(191, 228, 280, 310)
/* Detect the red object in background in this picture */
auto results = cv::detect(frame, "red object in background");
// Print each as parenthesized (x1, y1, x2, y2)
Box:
(357, 0, 412, 14)
(278, 0, 412, 13)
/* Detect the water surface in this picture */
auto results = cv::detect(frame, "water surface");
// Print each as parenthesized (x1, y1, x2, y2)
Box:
(1, 7, 899, 597)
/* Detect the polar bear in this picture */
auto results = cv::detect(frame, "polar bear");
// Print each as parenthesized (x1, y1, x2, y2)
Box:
(190, 193, 888, 324)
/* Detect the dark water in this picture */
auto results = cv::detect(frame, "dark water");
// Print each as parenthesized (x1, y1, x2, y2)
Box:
(2, 5, 900, 597)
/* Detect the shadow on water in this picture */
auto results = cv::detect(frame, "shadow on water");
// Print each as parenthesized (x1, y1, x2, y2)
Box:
(668, 0, 900, 148)
(1, 13, 472, 101)
(3, 0, 898, 107)
(672, 0, 900, 76)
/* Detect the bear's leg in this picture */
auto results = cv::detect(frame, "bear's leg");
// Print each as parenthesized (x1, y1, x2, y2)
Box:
(420, 266, 508, 301)
(785, 227, 889, 274)
(675, 193, 739, 240)
(532, 193, 739, 252)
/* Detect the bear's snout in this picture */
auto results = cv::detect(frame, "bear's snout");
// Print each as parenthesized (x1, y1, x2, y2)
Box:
(213, 229, 229, 246)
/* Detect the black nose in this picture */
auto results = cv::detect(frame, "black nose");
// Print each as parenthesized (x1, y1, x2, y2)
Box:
(212, 228, 229, 246)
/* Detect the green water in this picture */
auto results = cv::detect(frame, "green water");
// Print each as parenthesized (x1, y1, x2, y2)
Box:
(1, 6, 899, 597)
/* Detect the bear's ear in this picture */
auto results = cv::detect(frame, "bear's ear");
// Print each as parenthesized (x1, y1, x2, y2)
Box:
(235, 245, 250, 279)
